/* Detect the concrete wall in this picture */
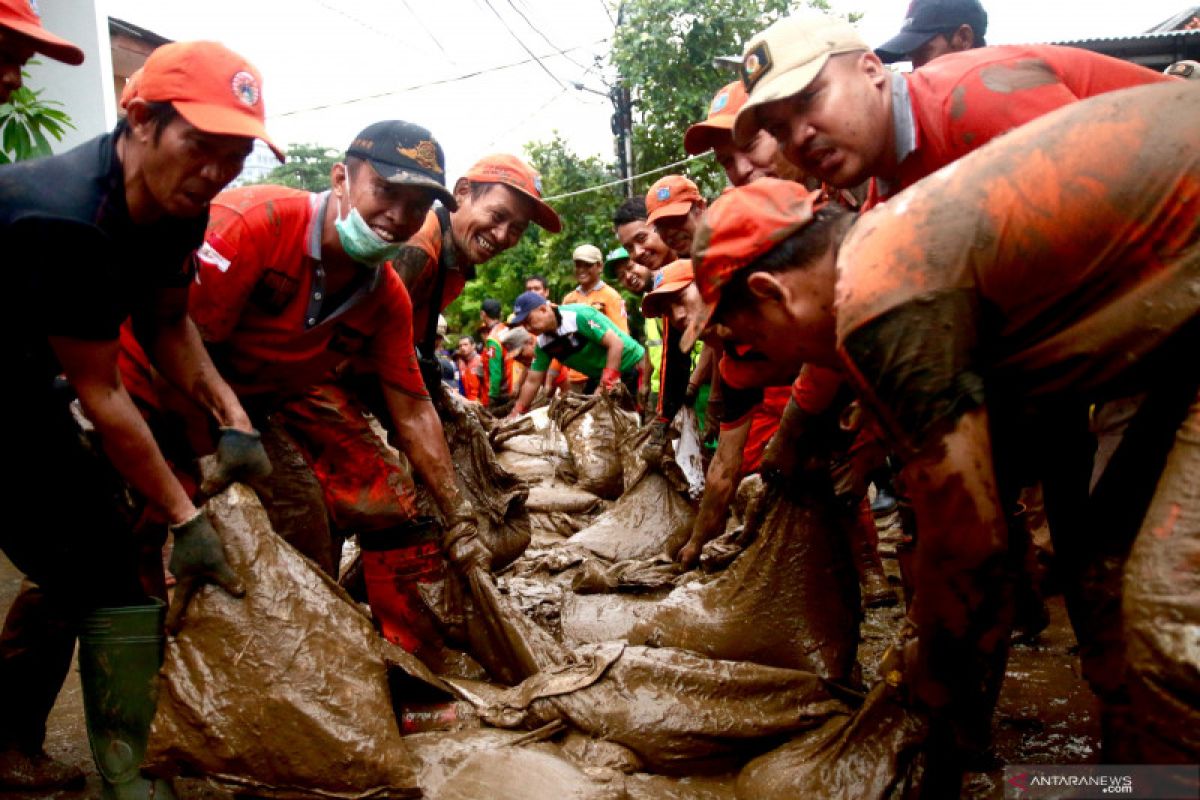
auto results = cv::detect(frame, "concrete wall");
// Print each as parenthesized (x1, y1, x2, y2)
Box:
(23, 0, 115, 153)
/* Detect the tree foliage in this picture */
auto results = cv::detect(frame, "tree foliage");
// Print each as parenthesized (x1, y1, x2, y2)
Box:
(252, 143, 340, 191)
(443, 134, 625, 339)
(610, 0, 827, 196)
(0, 71, 74, 164)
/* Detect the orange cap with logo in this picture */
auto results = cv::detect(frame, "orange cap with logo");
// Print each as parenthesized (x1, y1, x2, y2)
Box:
(463, 153, 563, 233)
(118, 67, 142, 110)
(0, 0, 83, 65)
(131, 40, 284, 162)
(683, 81, 749, 155)
(640, 258, 694, 319)
(646, 174, 703, 225)
(681, 177, 824, 350)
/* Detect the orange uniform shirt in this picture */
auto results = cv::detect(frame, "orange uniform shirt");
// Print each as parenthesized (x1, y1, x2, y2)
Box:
(176, 185, 426, 398)
(837, 84, 1200, 454)
(393, 209, 474, 342)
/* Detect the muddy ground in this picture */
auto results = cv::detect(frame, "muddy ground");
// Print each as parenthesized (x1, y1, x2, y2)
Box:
(0, 509, 1100, 799)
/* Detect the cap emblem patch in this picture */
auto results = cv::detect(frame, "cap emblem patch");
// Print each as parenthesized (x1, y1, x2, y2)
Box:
(397, 140, 442, 174)
(534, 175, 544, 195)
(28, 0, 40, 17)
(231, 71, 260, 107)
(741, 42, 773, 91)
(711, 91, 729, 113)
(656, 186, 671, 201)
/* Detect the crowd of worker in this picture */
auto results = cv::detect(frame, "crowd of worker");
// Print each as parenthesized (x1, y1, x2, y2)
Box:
(2, 0, 1198, 794)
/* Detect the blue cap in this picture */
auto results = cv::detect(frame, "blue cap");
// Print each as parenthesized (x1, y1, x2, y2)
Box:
(510, 291, 549, 324)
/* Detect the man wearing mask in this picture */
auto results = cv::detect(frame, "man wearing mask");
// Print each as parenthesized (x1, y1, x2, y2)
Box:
(120, 121, 486, 655)
(1, 40, 277, 793)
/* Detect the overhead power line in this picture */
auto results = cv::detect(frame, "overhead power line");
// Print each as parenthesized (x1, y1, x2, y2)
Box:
(503, 0, 588, 72)
(270, 39, 608, 118)
(481, 0, 566, 90)
(541, 152, 712, 203)
(399, 0, 454, 63)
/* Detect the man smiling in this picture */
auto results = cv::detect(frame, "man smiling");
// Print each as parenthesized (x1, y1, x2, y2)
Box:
(394, 153, 562, 343)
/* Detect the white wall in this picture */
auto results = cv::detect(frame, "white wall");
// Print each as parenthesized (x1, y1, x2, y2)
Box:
(23, 0, 115, 153)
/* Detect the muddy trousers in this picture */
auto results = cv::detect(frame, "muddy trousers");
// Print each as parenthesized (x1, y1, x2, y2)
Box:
(0, 406, 145, 752)
(1039, 374, 1200, 763)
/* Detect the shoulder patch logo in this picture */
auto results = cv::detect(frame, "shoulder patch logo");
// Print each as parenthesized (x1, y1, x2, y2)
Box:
(741, 42, 773, 92)
(196, 241, 232, 273)
(397, 140, 443, 174)
(231, 71, 260, 107)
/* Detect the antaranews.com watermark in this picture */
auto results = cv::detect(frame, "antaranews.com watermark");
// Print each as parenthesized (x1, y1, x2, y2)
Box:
(1004, 765, 1198, 798)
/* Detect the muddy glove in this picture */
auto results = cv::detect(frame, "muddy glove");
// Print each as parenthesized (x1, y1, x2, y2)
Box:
(166, 509, 245, 633)
(600, 367, 621, 393)
(200, 427, 272, 496)
(682, 382, 700, 408)
(442, 501, 491, 571)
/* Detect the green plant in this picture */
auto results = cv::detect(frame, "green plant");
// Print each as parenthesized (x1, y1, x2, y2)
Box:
(0, 68, 74, 163)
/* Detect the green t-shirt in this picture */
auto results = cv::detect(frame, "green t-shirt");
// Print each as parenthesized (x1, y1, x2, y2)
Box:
(530, 304, 645, 377)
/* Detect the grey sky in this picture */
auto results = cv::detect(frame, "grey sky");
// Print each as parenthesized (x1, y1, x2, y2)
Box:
(103, 0, 1190, 181)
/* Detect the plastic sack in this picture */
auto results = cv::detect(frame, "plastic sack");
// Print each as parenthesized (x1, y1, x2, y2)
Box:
(144, 484, 421, 799)
(562, 478, 860, 680)
(550, 392, 639, 499)
(565, 472, 696, 563)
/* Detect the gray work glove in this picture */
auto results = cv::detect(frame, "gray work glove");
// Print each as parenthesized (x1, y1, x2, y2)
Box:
(166, 509, 245, 633)
(200, 427, 272, 496)
(638, 420, 671, 469)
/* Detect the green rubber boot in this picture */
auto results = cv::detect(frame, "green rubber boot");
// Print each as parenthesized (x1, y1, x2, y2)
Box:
(78, 601, 176, 800)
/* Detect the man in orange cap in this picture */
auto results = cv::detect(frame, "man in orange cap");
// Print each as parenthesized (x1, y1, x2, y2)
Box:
(644, 174, 706, 257)
(393, 152, 562, 367)
(0, 40, 279, 791)
(120, 120, 487, 668)
(694, 84, 1200, 783)
(0, 0, 83, 103)
(683, 80, 791, 188)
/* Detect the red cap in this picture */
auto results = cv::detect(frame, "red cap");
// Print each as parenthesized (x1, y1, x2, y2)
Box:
(133, 41, 284, 162)
(682, 178, 824, 351)
(0, 0, 83, 65)
(683, 81, 749, 155)
(646, 174, 703, 225)
(118, 67, 142, 110)
(463, 153, 562, 233)
(640, 259, 694, 318)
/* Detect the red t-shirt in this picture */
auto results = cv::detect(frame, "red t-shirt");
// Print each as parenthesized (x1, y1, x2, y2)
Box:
(837, 84, 1200, 454)
(182, 185, 427, 398)
(864, 44, 1174, 209)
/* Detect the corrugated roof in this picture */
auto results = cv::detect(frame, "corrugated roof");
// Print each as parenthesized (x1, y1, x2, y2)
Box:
(1145, 5, 1200, 33)
(1049, 27, 1200, 47)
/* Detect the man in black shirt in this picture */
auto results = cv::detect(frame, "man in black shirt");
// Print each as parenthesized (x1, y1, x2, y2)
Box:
(0, 40, 281, 790)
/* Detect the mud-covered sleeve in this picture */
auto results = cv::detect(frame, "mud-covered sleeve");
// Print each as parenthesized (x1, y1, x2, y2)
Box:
(838, 289, 986, 459)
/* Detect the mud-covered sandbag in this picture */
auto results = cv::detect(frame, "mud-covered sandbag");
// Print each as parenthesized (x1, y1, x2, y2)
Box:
(526, 481, 604, 514)
(436, 386, 530, 570)
(145, 484, 420, 799)
(1123, 389, 1200, 763)
(444, 568, 850, 773)
(570, 556, 683, 594)
(735, 682, 925, 800)
(562, 479, 860, 680)
(550, 392, 638, 499)
(496, 449, 555, 483)
(528, 511, 590, 546)
(566, 472, 696, 562)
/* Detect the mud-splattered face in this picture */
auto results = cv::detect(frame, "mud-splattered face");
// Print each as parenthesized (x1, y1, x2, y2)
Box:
(754, 52, 891, 188)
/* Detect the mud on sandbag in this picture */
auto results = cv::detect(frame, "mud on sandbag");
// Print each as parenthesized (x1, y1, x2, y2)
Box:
(565, 473, 696, 563)
(442, 568, 852, 774)
(562, 477, 861, 681)
(735, 681, 926, 800)
(549, 391, 640, 499)
(144, 484, 421, 799)
(430, 385, 531, 570)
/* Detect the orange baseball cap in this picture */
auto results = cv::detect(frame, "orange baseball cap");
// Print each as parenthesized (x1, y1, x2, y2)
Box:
(0, 0, 83, 65)
(683, 81, 749, 155)
(463, 154, 563, 233)
(640, 259, 694, 319)
(682, 178, 824, 351)
(132, 41, 284, 162)
(118, 67, 142, 110)
(646, 174, 703, 225)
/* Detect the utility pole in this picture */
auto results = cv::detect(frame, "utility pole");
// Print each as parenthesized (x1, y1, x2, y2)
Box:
(609, 82, 634, 197)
